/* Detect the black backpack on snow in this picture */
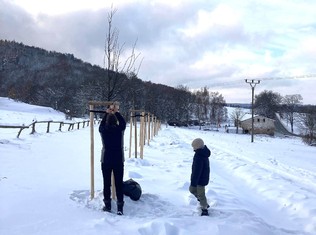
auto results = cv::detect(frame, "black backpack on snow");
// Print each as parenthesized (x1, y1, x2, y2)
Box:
(123, 179, 142, 201)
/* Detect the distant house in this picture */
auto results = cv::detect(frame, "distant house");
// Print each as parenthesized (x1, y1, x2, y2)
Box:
(240, 115, 275, 136)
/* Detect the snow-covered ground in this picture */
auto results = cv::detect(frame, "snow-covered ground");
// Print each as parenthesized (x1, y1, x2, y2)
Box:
(1, 97, 316, 235)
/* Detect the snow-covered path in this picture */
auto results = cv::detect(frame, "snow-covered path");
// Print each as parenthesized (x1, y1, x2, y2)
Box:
(173, 128, 316, 232)
(1, 122, 316, 235)
(150, 127, 316, 234)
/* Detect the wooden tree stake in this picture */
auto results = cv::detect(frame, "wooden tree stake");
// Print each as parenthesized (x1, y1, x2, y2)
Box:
(88, 101, 119, 200)
(89, 104, 95, 199)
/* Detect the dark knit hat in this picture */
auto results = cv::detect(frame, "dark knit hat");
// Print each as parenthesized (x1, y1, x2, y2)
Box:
(191, 138, 204, 150)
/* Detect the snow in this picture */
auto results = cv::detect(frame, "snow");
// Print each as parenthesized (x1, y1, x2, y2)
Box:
(1, 97, 316, 235)
(276, 113, 302, 135)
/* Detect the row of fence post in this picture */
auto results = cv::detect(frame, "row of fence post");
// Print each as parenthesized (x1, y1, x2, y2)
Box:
(129, 110, 161, 159)
(0, 120, 90, 138)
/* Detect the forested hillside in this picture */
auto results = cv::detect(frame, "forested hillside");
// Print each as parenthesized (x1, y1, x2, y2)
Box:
(0, 40, 203, 121)
(0, 40, 107, 115)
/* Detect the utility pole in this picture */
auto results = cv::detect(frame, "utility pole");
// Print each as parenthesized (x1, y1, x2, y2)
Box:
(245, 79, 260, 142)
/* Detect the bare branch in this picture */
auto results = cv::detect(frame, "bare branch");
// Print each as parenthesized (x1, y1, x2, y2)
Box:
(101, 6, 143, 100)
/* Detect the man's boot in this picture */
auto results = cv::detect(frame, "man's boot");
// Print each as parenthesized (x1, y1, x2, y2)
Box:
(117, 201, 124, 215)
(103, 199, 111, 212)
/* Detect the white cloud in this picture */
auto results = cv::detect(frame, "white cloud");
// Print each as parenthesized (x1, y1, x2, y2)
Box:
(12, 0, 128, 15)
(181, 4, 241, 38)
(2, 0, 316, 104)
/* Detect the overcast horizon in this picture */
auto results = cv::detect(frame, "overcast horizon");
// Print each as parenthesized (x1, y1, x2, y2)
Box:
(1, 0, 316, 104)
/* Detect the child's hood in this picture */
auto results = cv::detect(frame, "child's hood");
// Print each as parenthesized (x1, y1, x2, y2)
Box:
(195, 145, 211, 158)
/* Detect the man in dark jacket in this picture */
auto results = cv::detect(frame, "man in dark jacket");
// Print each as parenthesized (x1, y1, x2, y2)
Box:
(99, 104, 126, 215)
(189, 138, 211, 216)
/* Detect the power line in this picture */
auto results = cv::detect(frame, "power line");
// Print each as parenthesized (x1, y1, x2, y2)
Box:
(257, 74, 316, 81)
(206, 74, 316, 88)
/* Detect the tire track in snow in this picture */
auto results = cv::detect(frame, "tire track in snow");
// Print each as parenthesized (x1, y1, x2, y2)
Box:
(211, 142, 316, 234)
(162, 127, 316, 234)
(213, 141, 316, 192)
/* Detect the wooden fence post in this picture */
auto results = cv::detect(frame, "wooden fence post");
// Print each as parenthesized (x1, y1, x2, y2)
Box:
(88, 100, 120, 200)
(134, 113, 138, 158)
(151, 115, 154, 140)
(46, 121, 51, 133)
(17, 126, 28, 138)
(144, 114, 147, 145)
(89, 104, 95, 199)
(129, 111, 133, 158)
(129, 110, 149, 159)
(147, 113, 151, 145)
(140, 112, 145, 159)
(31, 122, 36, 134)
(154, 116, 157, 136)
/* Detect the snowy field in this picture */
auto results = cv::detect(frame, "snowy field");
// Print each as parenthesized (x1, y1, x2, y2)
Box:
(1, 97, 316, 235)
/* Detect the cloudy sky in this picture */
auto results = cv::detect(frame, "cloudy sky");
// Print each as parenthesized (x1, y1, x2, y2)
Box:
(1, 0, 316, 104)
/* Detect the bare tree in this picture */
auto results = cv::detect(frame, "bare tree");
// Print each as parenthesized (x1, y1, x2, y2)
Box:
(122, 73, 145, 110)
(255, 90, 282, 119)
(173, 85, 193, 122)
(194, 87, 210, 129)
(230, 107, 246, 133)
(102, 6, 143, 101)
(282, 94, 303, 133)
(298, 108, 316, 145)
(209, 91, 226, 127)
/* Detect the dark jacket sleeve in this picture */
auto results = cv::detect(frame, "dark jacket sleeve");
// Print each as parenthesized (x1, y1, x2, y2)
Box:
(115, 112, 126, 131)
(190, 154, 203, 187)
(99, 113, 108, 133)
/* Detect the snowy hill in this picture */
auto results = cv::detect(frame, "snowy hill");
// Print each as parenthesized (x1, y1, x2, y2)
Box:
(0, 97, 66, 126)
(1, 98, 316, 235)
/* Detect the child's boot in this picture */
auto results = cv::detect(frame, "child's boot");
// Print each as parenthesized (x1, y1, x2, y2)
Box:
(201, 209, 209, 216)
